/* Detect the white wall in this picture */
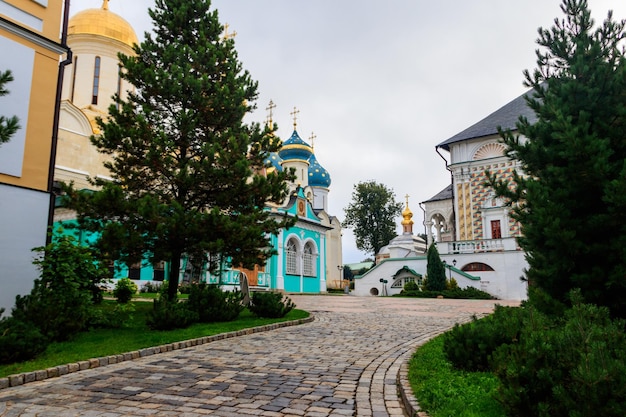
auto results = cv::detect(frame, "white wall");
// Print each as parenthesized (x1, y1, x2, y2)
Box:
(0, 184, 49, 314)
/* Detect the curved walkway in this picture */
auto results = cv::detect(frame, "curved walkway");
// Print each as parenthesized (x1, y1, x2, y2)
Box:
(0, 295, 517, 416)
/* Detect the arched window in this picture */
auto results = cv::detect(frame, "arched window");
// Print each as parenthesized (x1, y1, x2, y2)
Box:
(92, 56, 101, 105)
(462, 262, 495, 272)
(303, 242, 316, 276)
(286, 239, 298, 274)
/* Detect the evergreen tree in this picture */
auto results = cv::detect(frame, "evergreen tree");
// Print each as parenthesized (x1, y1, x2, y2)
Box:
(0, 69, 20, 147)
(64, 0, 294, 301)
(426, 244, 446, 292)
(343, 181, 402, 256)
(489, 0, 626, 317)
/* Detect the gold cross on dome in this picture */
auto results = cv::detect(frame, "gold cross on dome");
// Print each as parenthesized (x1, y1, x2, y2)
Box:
(290, 106, 300, 129)
(223, 23, 237, 40)
(405, 194, 410, 206)
(266, 99, 276, 125)
(102, 0, 109, 10)
(309, 132, 316, 149)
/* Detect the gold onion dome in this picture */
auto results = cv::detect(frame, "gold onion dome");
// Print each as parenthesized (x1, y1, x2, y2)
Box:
(68, 0, 138, 47)
(401, 198, 414, 226)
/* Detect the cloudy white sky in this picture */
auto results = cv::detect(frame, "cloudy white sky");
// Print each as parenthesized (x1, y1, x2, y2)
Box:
(75, 0, 626, 263)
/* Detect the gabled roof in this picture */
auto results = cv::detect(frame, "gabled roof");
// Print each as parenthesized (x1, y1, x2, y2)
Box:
(437, 89, 538, 151)
(422, 184, 453, 204)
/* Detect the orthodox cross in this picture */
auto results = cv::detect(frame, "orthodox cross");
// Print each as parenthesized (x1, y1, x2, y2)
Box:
(290, 106, 300, 129)
(223, 23, 237, 40)
(309, 132, 316, 149)
(405, 194, 410, 206)
(266, 99, 276, 126)
(102, 0, 109, 10)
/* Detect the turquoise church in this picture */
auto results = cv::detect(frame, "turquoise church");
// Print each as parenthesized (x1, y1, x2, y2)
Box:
(53, 125, 343, 294)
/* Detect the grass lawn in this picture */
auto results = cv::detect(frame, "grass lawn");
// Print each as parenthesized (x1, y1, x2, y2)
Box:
(408, 334, 505, 417)
(0, 300, 309, 378)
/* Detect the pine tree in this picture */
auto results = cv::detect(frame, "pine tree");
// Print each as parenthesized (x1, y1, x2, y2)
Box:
(0, 70, 20, 147)
(489, 0, 626, 317)
(343, 181, 403, 256)
(65, 0, 294, 301)
(425, 244, 446, 292)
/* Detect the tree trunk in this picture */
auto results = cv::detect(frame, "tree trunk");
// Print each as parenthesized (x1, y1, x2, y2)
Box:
(168, 250, 182, 302)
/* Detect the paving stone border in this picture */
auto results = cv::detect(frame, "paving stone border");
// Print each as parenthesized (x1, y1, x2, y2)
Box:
(0, 315, 314, 391)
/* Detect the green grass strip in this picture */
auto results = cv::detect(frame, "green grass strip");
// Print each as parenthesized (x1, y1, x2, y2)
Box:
(407, 335, 505, 417)
(0, 301, 309, 378)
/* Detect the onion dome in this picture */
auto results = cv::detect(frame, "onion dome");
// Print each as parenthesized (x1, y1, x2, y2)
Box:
(401, 196, 414, 234)
(264, 152, 283, 172)
(278, 130, 313, 162)
(68, 0, 138, 47)
(308, 154, 331, 187)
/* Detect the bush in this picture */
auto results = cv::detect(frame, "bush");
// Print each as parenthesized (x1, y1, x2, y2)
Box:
(403, 281, 420, 292)
(89, 303, 136, 329)
(492, 300, 626, 417)
(11, 236, 108, 341)
(443, 305, 527, 372)
(186, 283, 244, 322)
(395, 286, 494, 300)
(140, 281, 162, 293)
(0, 309, 48, 364)
(249, 292, 295, 318)
(113, 278, 138, 303)
(446, 277, 459, 290)
(146, 297, 198, 330)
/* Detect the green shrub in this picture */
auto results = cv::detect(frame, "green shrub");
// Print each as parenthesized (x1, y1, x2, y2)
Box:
(89, 303, 136, 329)
(186, 283, 244, 322)
(446, 277, 459, 290)
(11, 236, 108, 341)
(249, 292, 295, 318)
(443, 305, 527, 372)
(140, 281, 162, 293)
(113, 278, 138, 303)
(146, 297, 198, 330)
(493, 300, 626, 417)
(443, 286, 494, 299)
(402, 281, 420, 292)
(0, 309, 48, 364)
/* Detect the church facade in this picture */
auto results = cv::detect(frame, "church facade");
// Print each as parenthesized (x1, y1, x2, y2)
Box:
(355, 92, 532, 300)
(52, 1, 342, 294)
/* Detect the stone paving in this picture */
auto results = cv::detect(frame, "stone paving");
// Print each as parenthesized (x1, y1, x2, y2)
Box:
(0, 295, 517, 417)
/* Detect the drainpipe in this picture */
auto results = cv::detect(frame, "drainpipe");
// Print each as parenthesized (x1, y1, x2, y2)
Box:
(436, 145, 455, 243)
(46, 0, 73, 244)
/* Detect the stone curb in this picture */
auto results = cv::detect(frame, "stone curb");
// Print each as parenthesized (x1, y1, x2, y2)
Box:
(397, 361, 430, 417)
(0, 315, 314, 391)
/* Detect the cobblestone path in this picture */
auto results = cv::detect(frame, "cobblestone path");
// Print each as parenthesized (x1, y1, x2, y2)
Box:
(0, 296, 516, 416)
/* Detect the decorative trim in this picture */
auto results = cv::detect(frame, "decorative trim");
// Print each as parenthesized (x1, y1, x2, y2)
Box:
(0, 15, 66, 53)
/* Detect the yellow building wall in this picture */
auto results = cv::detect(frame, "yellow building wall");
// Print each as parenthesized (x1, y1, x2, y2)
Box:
(0, 0, 65, 191)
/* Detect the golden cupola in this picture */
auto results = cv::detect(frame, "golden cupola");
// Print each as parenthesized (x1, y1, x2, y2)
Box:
(68, 0, 138, 47)
(401, 195, 414, 234)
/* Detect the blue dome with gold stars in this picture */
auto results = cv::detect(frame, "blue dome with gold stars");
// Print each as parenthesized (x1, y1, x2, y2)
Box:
(264, 152, 283, 172)
(308, 153, 331, 187)
(278, 130, 313, 161)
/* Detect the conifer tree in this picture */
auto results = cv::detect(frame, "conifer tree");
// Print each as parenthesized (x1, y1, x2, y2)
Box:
(425, 244, 446, 292)
(65, 0, 294, 301)
(0, 70, 20, 147)
(489, 0, 626, 317)
(343, 181, 402, 256)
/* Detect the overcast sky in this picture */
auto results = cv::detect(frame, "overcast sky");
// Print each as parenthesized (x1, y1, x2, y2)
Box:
(75, 0, 626, 264)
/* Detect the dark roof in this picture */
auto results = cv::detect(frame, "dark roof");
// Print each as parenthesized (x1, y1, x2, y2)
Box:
(422, 184, 453, 204)
(437, 89, 538, 151)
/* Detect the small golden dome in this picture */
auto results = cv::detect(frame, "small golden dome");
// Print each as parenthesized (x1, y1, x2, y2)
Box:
(68, 1, 138, 47)
(401, 196, 414, 226)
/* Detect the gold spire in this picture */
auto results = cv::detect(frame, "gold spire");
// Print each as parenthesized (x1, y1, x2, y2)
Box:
(223, 23, 237, 40)
(290, 106, 300, 130)
(401, 194, 414, 230)
(102, 0, 109, 11)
